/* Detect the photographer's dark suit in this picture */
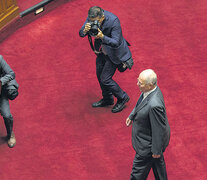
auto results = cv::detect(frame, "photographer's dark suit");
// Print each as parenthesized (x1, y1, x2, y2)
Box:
(0, 55, 18, 139)
(79, 10, 132, 103)
(129, 87, 170, 180)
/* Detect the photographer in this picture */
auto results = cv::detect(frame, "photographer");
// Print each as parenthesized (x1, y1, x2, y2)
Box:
(0, 55, 18, 148)
(79, 6, 133, 113)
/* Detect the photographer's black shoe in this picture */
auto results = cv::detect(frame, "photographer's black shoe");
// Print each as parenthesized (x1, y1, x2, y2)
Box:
(92, 99, 114, 107)
(111, 94, 130, 113)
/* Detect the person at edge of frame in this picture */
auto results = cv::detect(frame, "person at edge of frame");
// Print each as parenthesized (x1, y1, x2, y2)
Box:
(0, 55, 19, 148)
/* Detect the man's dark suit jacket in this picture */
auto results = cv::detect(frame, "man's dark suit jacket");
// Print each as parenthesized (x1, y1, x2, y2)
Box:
(0, 55, 19, 90)
(79, 10, 132, 64)
(129, 87, 170, 157)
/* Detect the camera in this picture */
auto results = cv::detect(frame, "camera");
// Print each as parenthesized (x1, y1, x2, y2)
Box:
(88, 20, 100, 36)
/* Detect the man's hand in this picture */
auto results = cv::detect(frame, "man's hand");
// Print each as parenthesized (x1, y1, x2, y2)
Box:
(94, 50, 101, 54)
(83, 23, 91, 34)
(152, 154, 161, 158)
(126, 117, 132, 127)
(95, 28, 104, 39)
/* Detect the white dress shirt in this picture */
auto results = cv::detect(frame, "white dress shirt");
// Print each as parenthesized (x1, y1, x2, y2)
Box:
(143, 86, 157, 100)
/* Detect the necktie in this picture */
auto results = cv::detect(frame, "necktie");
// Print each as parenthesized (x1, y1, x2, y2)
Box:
(136, 93, 144, 107)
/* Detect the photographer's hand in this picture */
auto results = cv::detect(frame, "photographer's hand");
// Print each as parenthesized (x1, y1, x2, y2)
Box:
(83, 23, 91, 34)
(95, 28, 104, 39)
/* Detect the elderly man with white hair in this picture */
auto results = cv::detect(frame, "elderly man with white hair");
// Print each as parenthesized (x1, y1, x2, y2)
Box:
(126, 69, 170, 180)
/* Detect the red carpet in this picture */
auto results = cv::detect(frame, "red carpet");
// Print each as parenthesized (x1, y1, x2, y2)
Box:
(0, 0, 207, 179)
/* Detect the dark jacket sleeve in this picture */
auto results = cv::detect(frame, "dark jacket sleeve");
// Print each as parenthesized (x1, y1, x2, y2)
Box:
(149, 106, 167, 155)
(102, 18, 122, 47)
(129, 107, 136, 120)
(0, 55, 15, 86)
(79, 18, 89, 37)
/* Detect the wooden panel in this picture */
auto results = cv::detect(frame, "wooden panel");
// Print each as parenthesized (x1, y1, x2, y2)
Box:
(0, 1, 6, 19)
(5, 0, 15, 9)
(0, 1, 5, 14)
(0, 0, 19, 29)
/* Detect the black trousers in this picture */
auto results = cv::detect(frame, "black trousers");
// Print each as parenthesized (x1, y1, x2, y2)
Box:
(0, 91, 13, 138)
(96, 54, 126, 100)
(130, 153, 168, 180)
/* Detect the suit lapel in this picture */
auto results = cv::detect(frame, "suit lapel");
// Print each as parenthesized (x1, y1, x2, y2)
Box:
(136, 96, 148, 112)
(135, 87, 159, 112)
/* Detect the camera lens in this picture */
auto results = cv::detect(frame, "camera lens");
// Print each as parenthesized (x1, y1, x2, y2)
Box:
(89, 20, 99, 36)
(90, 28, 98, 36)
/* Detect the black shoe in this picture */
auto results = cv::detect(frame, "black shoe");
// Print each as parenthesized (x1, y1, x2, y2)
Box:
(92, 99, 114, 107)
(111, 95, 130, 113)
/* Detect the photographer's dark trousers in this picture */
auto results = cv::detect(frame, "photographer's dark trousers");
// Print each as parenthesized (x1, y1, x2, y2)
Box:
(96, 54, 126, 101)
(0, 91, 13, 138)
(130, 153, 168, 180)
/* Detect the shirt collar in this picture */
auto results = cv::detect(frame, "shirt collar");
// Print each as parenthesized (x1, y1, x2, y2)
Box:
(143, 86, 157, 100)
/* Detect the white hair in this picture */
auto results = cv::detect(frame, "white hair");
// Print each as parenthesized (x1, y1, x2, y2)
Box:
(140, 69, 157, 85)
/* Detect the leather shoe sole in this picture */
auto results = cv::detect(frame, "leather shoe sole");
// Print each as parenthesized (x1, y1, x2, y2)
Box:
(112, 95, 130, 113)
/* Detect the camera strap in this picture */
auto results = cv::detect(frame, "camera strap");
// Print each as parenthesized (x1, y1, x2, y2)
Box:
(88, 35, 131, 56)
(87, 35, 102, 55)
(87, 35, 95, 51)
